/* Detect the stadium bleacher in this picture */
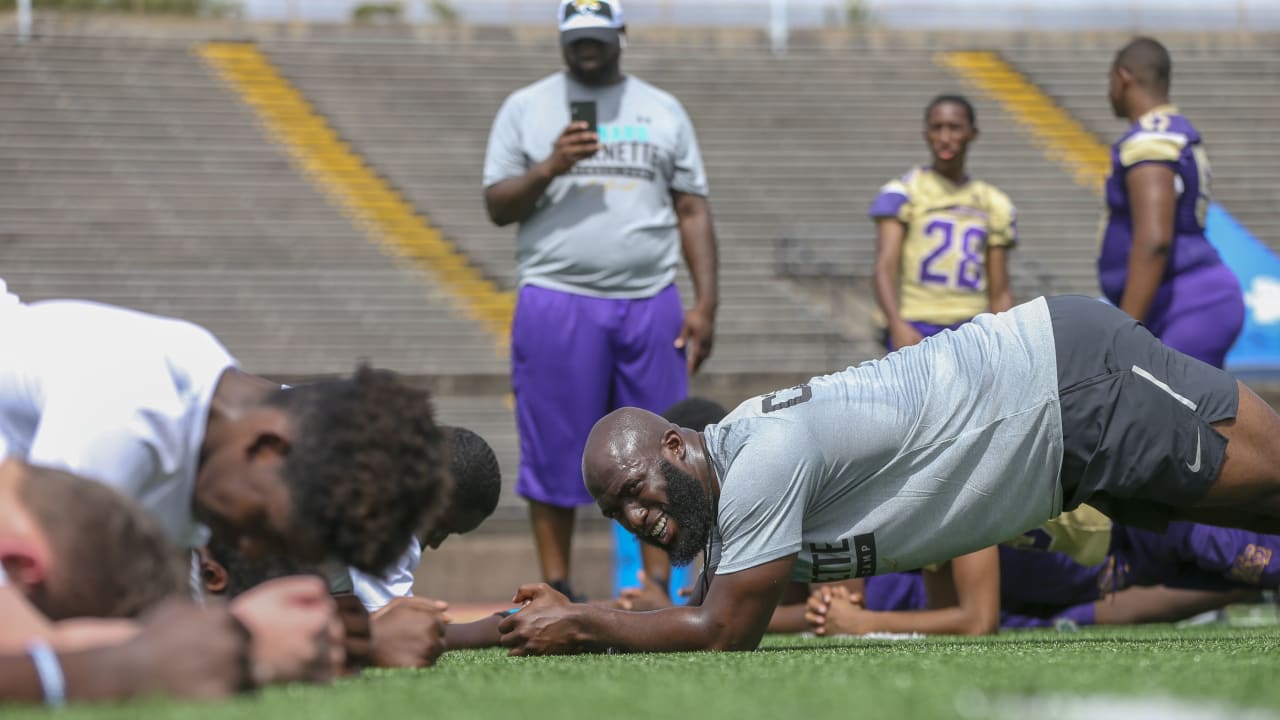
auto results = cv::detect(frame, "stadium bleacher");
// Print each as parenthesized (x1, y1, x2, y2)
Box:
(262, 37, 1102, 358)
(0, 35, 507, 378)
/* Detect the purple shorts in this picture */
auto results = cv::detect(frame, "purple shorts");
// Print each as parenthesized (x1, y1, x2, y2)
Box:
(863, 573, 927, 612)
(1143, 264, 1245, 369)
(511, 284, 688, 507)
(883, 319, 970, 352)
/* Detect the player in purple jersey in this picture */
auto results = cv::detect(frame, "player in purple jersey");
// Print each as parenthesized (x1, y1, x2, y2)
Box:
(1101, 37, 1244, 368)
(804, 521, 1279, 634)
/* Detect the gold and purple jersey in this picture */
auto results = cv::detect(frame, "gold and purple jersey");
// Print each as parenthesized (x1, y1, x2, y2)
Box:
(1003, 504, 1114, 567)
(1099, 105, 1224, 304)
(870, 167, 1017, 326)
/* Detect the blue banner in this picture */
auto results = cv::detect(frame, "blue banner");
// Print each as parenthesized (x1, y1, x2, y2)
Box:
(1205, 203, 1280, 378)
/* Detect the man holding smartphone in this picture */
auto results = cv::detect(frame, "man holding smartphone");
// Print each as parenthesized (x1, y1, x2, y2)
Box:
(483, 0, 719, 603)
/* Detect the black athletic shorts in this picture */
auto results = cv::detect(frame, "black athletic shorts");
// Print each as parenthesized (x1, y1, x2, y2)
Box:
(1048, 295, 1239, 532)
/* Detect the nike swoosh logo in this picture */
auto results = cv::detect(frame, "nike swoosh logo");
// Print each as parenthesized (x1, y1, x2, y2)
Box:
(1187, 429, 1202, 473)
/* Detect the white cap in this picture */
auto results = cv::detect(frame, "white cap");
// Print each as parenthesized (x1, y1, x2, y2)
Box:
(558, 0, 625, 46)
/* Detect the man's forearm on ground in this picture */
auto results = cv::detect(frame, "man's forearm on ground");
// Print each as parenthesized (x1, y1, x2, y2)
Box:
(445, 615, 503, 650)
(1, 643, 141, 703)
(574, 604, 751, 653)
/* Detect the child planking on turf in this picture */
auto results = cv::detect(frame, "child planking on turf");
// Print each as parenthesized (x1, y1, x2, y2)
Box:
(0, 460, 349, 691)
(0, 294, 450, 574)
(498, 295, 1280, 654)
(0, 293, 452, 685)
(198, 426, 507, 658)
(349, 427, 502, 614)
(0, 458, 251, 702)
(805, 505, 1280, 634)
(0, 459, 184, 634)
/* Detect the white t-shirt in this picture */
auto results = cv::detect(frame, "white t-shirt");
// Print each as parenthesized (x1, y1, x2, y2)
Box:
(704, 298, 1065, 581)
(349, 537, 421, 612)
(0, 300, 236, 548)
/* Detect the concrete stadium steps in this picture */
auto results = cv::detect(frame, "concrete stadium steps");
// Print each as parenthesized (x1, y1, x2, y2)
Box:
(265, 42, 873, 373)
(1004, 45, 1280, 252)
(262, 40, 1102, 334)
(0, 36, 504, 377)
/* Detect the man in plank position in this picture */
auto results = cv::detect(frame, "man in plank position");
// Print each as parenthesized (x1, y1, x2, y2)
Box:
(498, 295, 1280, 654)
(0, 295, 451, 687)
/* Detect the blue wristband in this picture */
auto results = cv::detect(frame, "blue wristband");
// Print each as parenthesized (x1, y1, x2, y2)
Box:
(26, 641, 66, 707)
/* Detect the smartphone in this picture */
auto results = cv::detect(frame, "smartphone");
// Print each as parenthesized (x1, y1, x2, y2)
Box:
(569, 100, 598, 131)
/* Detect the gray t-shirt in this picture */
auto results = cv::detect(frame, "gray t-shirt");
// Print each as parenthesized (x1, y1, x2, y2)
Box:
(483, 72, 708, 298)
(703, 297, 1065, 581)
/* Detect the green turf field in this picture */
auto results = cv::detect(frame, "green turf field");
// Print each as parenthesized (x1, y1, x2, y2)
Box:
(7, 625, 1280, 720)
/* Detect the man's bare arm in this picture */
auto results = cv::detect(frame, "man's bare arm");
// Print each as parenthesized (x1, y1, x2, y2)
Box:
(1093, 586, 1260, 625)
(445, 614, 504, 650)
(1118, 163, 1177, 323)
(1, 599, 252, 703)
(985, 246, 1015, 313)
(484, 122, 599, 226)
(673, 191, 719, 375)
(499, 555, 795, 654)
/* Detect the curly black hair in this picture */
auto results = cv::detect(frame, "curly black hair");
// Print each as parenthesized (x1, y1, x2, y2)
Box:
(265, 365, 452, 575)
(444, 426, 501, 519)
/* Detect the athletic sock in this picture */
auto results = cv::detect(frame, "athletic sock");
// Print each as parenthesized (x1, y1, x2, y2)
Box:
(548, 579, 587, 603)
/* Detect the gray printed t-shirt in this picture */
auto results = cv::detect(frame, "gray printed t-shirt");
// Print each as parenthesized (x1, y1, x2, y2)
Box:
(483, 72, 708, 298)
(703, 297, 1065, 581)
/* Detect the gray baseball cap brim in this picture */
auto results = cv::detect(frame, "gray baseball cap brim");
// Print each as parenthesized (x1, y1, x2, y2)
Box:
(560, 26, 621, 46)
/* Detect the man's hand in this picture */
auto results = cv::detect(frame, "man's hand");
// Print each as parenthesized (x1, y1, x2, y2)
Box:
(542, 121, 600, 177)
(615, 571, 674, 612)
(230, 576, 340, 686)
(333, 593, 373, 673)
(887, 320, 924, 352)
(121, 599, 253, 699)
(675, 305, 716, 375)
(369, 596, 449, 668)
(498, 583, 596, 656)
(804, 585, 870, 636)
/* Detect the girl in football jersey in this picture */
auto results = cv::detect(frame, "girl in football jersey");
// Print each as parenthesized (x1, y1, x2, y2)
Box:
(870, 95, 1017, 351)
